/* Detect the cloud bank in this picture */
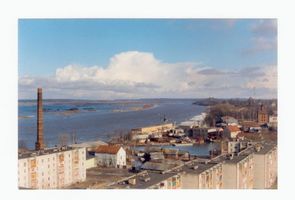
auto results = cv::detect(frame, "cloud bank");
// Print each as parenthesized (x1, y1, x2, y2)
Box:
(243, 19, 277, 54)
(19, 51, 277, 99)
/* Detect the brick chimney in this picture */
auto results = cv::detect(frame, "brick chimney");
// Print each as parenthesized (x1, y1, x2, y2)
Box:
(35, 88, 45, 150)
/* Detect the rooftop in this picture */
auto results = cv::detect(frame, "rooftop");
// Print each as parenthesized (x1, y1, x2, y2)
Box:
(110, 171, 180, 189)
(18, 146, 83, 159)
(225, 154, 252, 164)
(94, 145, 122, 154)
(240, 121, 261, 127)
(183, 161, 222, 175)
(70, 140, 107, 149)
(67, 167, 135, 189)
(226, 125, 241, 132)
(141, 160, 184, 172)
(254, 144, 276, 155)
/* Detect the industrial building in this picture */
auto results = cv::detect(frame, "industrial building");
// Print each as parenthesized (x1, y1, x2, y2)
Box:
(131, 123, 174, 142)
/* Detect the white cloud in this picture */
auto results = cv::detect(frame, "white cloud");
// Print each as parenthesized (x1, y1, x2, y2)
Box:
(245, 65, 277, 90)
(19, 51, 277, 99)
(251, 19, 277, 36)
(243, 19, 277, 54)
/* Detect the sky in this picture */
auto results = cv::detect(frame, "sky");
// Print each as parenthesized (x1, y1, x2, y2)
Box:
(18, 19, 277, 99)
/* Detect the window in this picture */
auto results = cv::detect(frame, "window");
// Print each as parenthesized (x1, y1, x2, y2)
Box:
(24, 162, 26, 167)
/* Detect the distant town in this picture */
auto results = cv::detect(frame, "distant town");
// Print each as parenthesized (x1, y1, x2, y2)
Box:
(18, 88, 277, 189)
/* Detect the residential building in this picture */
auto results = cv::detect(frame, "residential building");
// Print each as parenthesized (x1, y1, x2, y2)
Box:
(221, 116, 238, 126)
(253, 144, 277, 189)
(112, 171, 182, 189)
(223, 125, 241, 139)
(94, 145, 126, 168)
(18, 147, 86, 189)
(182, 162, 223, 189)
(222, 153, 254, 189)
(268, 115, 277, 130)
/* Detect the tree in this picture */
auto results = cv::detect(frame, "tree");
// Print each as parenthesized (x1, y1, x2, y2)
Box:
(58, 133, 69, 147)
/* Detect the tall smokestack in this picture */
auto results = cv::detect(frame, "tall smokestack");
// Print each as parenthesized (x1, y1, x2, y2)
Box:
(35, 88, 45, 150)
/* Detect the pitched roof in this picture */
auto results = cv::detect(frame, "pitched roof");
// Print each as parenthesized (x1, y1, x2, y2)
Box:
(94, 145, 122, 154)
(227, 125, 241, 132)
(240, 121, 260, 127)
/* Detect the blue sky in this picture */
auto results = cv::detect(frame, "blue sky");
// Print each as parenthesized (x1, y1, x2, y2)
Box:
(18, 19, 277, 99)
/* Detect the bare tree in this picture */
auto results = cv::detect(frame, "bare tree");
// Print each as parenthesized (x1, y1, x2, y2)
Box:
(58, 133, 69, 147)
(18, 140, 28, 151)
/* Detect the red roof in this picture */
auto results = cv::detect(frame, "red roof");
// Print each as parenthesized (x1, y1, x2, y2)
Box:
(94, 145, 122, 154)
(227, 125, 240, 132)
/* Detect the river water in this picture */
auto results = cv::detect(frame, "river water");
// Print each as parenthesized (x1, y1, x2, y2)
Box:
(18, 99, 206, 149)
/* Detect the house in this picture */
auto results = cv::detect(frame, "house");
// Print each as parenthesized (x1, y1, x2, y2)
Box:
(223, 125, 241, 139)
(221, 116, 238, 126)
(94, 145, 126, 168)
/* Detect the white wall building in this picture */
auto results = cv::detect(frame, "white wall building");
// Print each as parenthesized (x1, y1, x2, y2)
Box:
(222, 154, 254, 189)
(94, 145, 126, 168)
(18, 147, 86, 189)
(223, 125, 241, 139)
(182, 162, 223, 189)
(253, 145, 277, 189)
